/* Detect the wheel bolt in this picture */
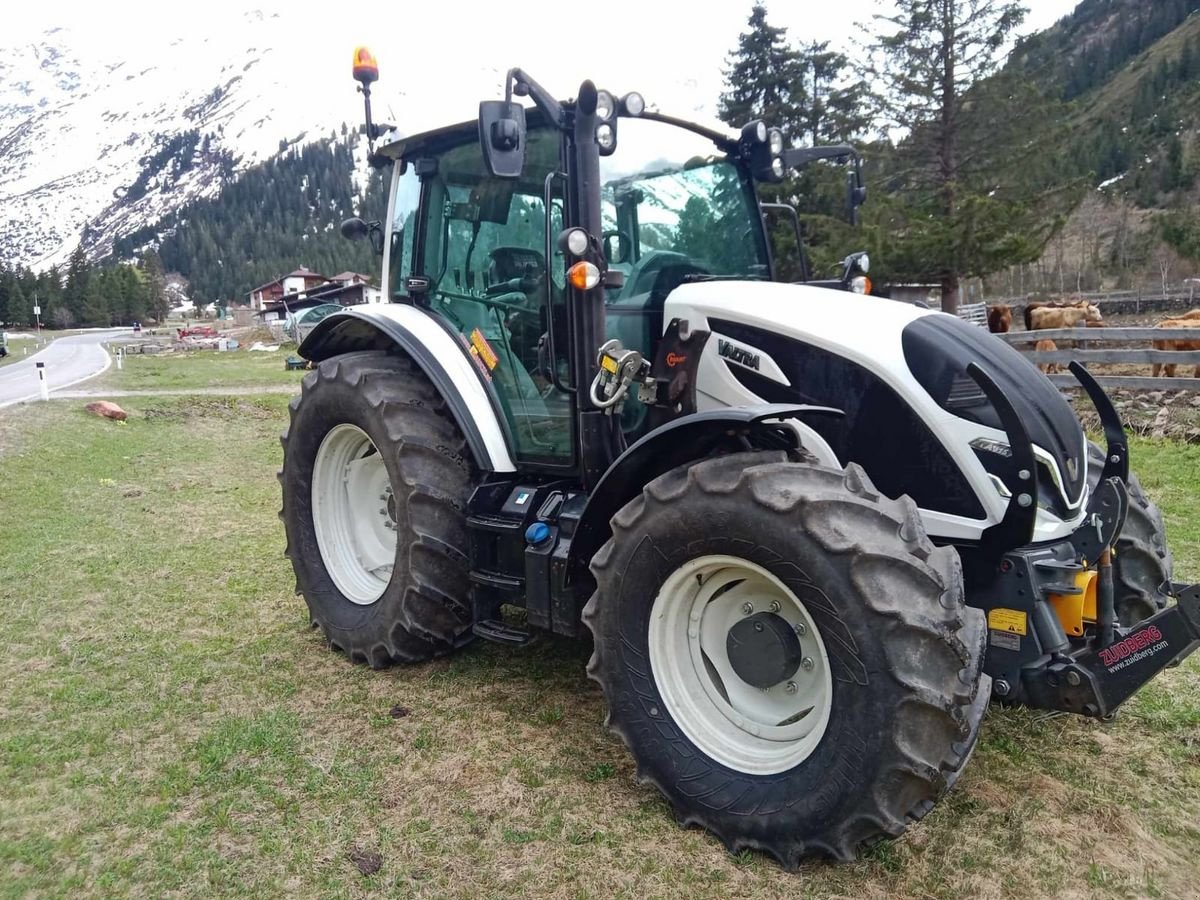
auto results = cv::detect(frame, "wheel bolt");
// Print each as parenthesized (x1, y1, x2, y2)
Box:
(801, 657, 814, 671)
(794, 622, 807, 637)
(379, 492, 388, 501)
(768, 600, 781, 613)
(741, 602, 754, 615)
(785, 681, 798, 694)
(378, 507, 387, 516)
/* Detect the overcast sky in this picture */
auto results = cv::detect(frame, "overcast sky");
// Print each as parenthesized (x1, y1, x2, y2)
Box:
(6, 0, 1082, 130)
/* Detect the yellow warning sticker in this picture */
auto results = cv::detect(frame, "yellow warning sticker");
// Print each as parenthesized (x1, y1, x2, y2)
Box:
(987, 608, 1028, 636)
(469, 328, 499, 371)
(601, 354, 619, 374)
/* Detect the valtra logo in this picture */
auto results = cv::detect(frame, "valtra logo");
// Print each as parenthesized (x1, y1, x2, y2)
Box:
(666, 352, 687, 367)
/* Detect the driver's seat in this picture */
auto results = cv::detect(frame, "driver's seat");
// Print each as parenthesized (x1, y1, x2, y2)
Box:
(486, 246, 546, 293)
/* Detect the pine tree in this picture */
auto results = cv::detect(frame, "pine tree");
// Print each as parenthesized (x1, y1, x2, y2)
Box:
(9, 281, 29, 327)
(796, 41, 871, 145)
(871, 0, 1075, 311)
(64, 246, 90, 321)
(140, 251, 169, 323)
(0, 268, 10, 326)
(718, 4, 805, 134)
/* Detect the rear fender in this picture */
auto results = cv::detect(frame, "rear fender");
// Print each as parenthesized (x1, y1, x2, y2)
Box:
(300, 304, 515, 473)
(565, 404, 843, 586)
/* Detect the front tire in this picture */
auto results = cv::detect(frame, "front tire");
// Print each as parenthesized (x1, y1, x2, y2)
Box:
(1088, 442, 1173, 625)
(583, 452, 988, 865)
(279, 351, 475, 666)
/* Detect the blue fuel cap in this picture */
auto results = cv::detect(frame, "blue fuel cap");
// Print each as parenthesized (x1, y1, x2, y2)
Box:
(525, 522, 552, 546)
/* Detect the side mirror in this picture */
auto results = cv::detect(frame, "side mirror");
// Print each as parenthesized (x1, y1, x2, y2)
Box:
(341, 217, 369, 241)
(369, 223, 385, 256)
(479, 100, 526, 178)
(846, 161, 867, 225)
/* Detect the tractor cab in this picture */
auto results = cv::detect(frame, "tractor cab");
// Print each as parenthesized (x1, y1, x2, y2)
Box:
(341, 65, 865, 471)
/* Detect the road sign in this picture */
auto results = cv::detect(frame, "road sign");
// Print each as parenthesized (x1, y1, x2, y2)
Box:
(33, 306, 41, 316)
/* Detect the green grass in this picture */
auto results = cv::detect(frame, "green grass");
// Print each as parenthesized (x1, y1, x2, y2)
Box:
(90, 345, 305, 391)
(0, 404, 1198, 898)
(0, 337, 50, 369)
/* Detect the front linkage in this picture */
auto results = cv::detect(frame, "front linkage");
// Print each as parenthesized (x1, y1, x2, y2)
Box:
(968, 360, 1200, 717)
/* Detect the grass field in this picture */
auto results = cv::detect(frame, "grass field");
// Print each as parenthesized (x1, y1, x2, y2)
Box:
(0, 397, 1198, 898)
(89, 345, 305, 391)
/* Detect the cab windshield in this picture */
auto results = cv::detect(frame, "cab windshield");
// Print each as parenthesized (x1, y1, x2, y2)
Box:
(599, 118, 770, 300)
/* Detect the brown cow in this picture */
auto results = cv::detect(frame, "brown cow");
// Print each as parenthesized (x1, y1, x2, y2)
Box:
(987, 304, 1013, 333)
(1022, 298, 1093, 331)
(1181, 308, 1200, 319)
(1151, 317, 1200, 378)
(1035, 339, 1060, 374)
(1029, 304, 1103, 330)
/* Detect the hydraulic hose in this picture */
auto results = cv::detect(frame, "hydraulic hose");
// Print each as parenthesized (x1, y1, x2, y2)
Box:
(1097, 548, 1116, 648)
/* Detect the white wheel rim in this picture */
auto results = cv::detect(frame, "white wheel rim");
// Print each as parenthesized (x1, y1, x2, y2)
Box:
(648, 555, 833, 775)
(311, 424, 397, 605)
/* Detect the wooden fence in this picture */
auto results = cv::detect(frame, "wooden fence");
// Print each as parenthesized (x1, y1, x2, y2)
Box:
(985, 286, 1200, 319)
(998, 327, 1200, 391)
(957, 301, 988, 327)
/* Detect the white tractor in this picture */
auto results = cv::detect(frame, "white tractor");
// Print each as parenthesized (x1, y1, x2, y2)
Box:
(279, 51, 1199, 866)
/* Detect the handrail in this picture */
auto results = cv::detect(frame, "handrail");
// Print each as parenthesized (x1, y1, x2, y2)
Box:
(542, 171, 574, 394)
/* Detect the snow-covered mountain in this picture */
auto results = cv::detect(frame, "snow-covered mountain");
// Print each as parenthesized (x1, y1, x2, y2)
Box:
(0, 2, 782, 274)
(0, 9, 362, 271)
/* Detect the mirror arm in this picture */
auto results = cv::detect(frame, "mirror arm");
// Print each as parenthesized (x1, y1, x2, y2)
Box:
(506, 68, 567, 130)
(781, 144, 859, 169)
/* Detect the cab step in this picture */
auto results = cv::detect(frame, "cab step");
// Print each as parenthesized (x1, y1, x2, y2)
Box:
(473, 619, 535, 646)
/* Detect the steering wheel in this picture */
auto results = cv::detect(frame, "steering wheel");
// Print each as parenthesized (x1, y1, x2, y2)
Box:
(602, 229, 634, 265)
(437, 288, 532, 311)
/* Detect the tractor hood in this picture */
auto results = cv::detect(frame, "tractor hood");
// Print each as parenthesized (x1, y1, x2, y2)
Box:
(664, 281, 1088, 544)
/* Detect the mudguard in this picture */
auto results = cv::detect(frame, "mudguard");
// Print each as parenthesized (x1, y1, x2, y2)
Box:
(564, 403, 842, 586)
(299, 304, 516, 473)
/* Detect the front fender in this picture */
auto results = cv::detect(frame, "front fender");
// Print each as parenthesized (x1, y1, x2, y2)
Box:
(300, 304, 516, 473)
(565, 404, 842, 586)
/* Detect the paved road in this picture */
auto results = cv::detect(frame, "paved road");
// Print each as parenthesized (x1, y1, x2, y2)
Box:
(0, 330, 127, 408)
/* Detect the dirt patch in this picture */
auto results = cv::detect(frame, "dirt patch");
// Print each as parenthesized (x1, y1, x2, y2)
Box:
(141, 397, 281, 421)
(1072, 391, 1200, 441)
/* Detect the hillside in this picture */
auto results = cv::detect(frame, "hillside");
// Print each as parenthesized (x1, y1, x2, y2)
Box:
(987, 0, 1200, 293)
(0, 11, 365, 273)
(117, 132, 387, 305)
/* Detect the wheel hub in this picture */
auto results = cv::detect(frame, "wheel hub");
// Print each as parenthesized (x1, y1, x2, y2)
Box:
(647, 555, 833, 775)
(311, 424, 397, 606)
(726, 612, 804, 689)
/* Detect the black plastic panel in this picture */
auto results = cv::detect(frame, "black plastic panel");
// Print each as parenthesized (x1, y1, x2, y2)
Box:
(902, 315, 1085, 505)
(711, 319, 986, 519)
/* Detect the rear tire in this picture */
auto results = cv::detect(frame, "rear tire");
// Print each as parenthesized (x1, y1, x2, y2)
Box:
(1088, 442, 1173, 625)
(279, 351, 475, 666)
(583, 452, 988, 865)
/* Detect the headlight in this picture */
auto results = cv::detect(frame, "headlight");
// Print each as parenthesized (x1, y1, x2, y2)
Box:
(595, 90, 615, 121)
(850, 275, 869, 294)
(768, 128, 784, 156)
(596, 122, 616, 151)
(858, 253, 870, 274)
(622, 92, 645, 116)
(770, 156, 784, 179)
(742, 120, 768, 144)
(565, 228, 589, 257)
